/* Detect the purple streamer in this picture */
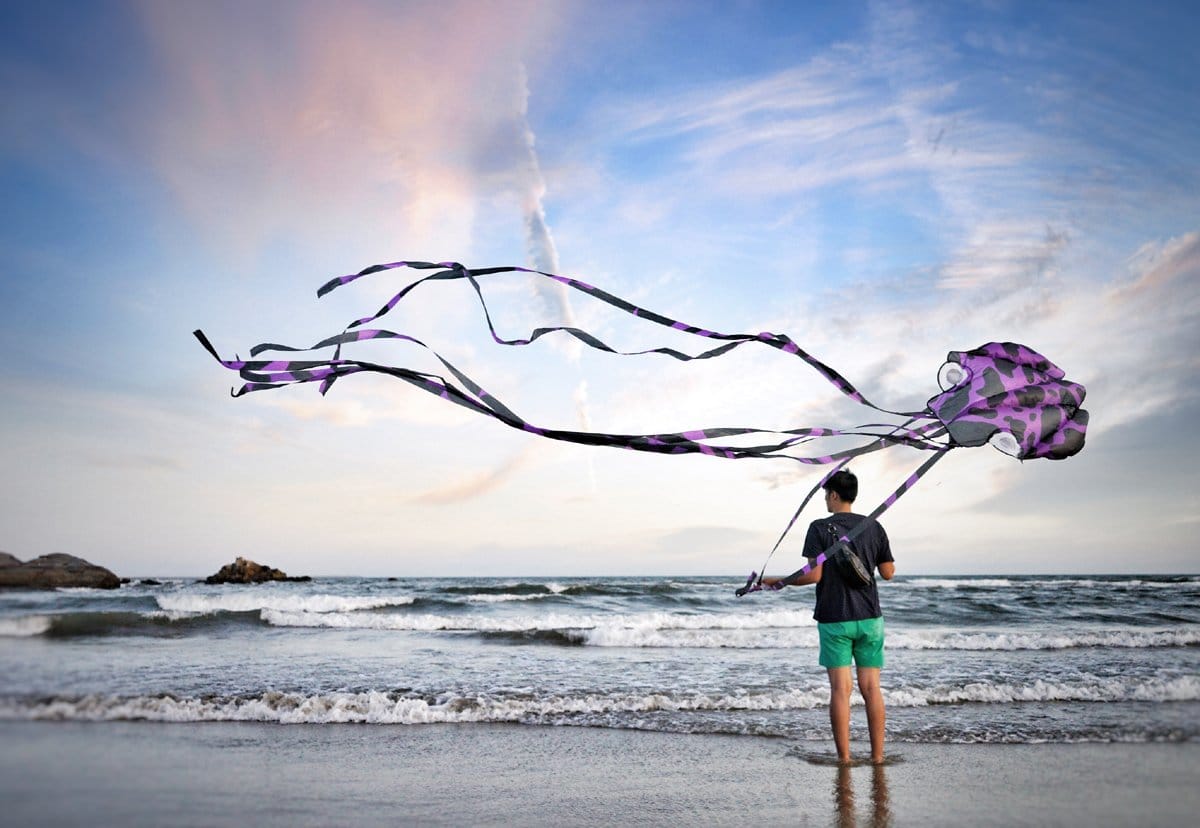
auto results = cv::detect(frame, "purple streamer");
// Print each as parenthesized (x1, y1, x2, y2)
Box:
(195, 261, 1088, 589)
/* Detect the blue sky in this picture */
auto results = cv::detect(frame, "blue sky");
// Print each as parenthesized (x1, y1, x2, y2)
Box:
(1, 0, 1196, 577)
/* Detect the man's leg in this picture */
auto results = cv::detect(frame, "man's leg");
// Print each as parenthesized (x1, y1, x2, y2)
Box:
(856, 666, 886, 763)
(826, 667, 854, 763)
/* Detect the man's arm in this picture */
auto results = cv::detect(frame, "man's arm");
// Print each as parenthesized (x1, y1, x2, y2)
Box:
(876, 524, 895, 580)
(761, 562, 822, 588)
(759, 522, 826, 588)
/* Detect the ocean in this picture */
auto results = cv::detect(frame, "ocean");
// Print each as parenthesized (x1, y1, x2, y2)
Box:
(1, 574, 1196, 746)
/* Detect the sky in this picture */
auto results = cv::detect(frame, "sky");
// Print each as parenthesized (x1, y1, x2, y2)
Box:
(1, 0, 1197, 577)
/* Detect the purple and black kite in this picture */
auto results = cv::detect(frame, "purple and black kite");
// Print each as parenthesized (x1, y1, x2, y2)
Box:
(195, 261, 1088, 591)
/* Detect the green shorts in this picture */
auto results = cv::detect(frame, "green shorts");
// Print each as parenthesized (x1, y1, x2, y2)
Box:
(818, 617, 885, 668)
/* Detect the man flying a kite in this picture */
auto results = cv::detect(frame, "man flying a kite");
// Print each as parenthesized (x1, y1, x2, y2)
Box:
(760, 469, 895, 765)
(196, 259, 1089, 760)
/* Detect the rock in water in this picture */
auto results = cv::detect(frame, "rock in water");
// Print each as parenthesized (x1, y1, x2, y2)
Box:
(0, 553, 121, 589)
(205, 557, 310, 584)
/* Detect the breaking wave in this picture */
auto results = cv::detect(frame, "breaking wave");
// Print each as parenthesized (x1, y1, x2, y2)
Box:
(0, 616, 53, 637)
(260, 608, 817, 636)
(0, 610, 265, 638)
(888, 628, 1200, 651)
(2, 674, 1194, 728)
(156, 593, 415, 614)
(260, 608, 1200, 651)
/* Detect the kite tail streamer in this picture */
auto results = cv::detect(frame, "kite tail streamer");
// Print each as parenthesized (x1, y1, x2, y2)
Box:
(310, 261, 928, 419)
(196, 259, 1087, 590)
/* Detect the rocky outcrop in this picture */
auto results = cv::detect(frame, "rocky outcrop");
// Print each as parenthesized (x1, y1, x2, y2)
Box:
(205, 556, 311, 584)
(0, 553, 121, 590)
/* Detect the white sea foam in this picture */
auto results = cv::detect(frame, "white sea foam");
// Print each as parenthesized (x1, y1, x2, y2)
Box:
(2, 675, 1195, 725)
(886, 675, 1200, 706)
(905, 579, 1015, 589)
(0, 688, 827, 725)
(0, 615, 53, 637)
(157, 593, 415, 615)
(463, 593, 550, 604)
(889, 628, 1200, 651)
(145, 610, 202, 622)
(574, 627, 819, 649)
(258, 607, 1198, 651)
(904, 577, 1198, 590)
(261, 608, 817, 635)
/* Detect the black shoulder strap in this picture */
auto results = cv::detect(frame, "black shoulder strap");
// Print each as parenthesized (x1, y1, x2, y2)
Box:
(827, 518, 872, 574)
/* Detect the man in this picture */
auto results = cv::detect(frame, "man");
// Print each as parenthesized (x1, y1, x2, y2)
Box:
(761, 469, 895, 764)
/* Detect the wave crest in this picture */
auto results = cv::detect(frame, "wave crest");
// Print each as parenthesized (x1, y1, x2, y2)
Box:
(0, 616, 53, 637)
(157, 593, 414, 614)
(2, 675, 1194, 727)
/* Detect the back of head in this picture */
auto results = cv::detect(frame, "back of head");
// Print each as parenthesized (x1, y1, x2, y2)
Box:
(824, 469, 858, 503)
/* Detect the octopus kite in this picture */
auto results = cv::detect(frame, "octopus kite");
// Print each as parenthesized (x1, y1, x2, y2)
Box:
(195, 260, 1089, 592)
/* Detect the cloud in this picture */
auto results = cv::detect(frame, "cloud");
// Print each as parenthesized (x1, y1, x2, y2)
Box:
(264, 378, 478, 430)
(1114, 230, 1200, 300)
(649, 524, 761, 562)
(591, 8, 1031, 214)
(937, 222, 1069, 290)
(604, 52, 930, 198)
(133, 0, 570, 260)
(409, 446, 537, 505)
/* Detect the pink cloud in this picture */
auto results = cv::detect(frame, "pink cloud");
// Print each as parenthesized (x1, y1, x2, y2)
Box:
(135, 0, 570, 257)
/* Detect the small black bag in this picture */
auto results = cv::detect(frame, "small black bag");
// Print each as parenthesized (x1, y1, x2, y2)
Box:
(825, 521, 872, 588)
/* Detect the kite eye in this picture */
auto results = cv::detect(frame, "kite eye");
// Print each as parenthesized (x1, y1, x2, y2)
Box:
(937, 362, 968, 391)
(989, 431, 1021, 457)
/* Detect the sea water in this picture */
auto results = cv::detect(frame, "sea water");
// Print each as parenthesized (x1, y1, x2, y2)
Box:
(1, 575, 1196, 744)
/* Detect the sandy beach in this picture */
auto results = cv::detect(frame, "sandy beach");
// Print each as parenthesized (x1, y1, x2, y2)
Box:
(2, 721, 1197, 827)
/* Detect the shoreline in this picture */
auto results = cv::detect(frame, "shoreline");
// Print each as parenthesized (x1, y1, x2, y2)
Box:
(3, 720, 1197, 827)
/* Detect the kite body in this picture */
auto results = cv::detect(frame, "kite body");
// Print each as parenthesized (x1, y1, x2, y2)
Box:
(928, 342, 1089, 461)
(195, 260, 1088, 589)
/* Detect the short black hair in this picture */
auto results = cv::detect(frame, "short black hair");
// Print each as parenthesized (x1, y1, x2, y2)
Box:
(824, 469, 858, 503)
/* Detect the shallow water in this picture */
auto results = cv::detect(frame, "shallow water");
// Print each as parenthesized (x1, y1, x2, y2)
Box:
(1, 574, 1196, 744)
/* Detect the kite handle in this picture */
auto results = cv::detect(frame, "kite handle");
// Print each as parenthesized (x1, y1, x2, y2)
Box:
(734, 571, 760, 597)
(735, 571, 783, 597)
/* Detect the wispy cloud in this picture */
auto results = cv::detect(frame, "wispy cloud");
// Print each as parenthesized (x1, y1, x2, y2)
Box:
(937, 222, 1069, 290)
(409, 445, 538, 505)
(1114, 230, 1200, 300)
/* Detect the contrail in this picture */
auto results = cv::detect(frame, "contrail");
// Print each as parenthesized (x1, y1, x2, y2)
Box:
(516, 63, 595, 491)
(516, 64, 579, 354)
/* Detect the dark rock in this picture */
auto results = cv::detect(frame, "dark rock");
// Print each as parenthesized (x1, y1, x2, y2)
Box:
(0, 553, 121, 590)
(139, 578, 163, 586)
(205, 557, 309, 584)
(0, 551, 22, 569)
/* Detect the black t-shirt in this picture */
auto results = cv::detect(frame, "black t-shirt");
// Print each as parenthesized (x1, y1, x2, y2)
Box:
(801, 513, 893, 624)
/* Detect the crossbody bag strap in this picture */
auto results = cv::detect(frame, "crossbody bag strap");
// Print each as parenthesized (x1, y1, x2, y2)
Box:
(827, 518, 873, 583)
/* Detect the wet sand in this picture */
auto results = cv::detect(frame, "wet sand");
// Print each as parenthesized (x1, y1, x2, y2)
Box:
(1, 721, 1196, 826)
